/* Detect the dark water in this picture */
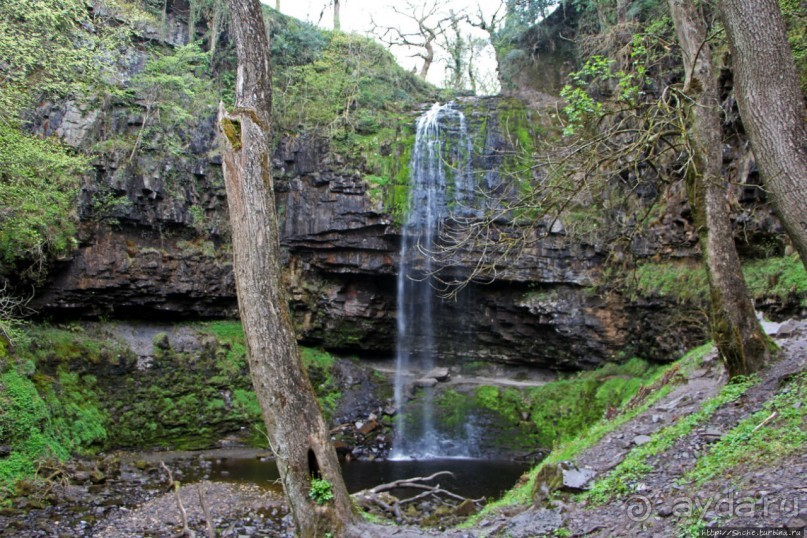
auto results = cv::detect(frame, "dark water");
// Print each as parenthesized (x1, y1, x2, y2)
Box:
(199, 456, 529, 501)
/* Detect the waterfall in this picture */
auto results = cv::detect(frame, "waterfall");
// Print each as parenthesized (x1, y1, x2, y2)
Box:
(391, 102, 475, 460)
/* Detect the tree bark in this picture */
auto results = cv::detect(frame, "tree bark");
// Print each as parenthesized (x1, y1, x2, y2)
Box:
(718, 0, 807, 268)
(334, 0, 341, 31)
(219, 1, 354, 536)
(668, 0, 770, 377)
(419, 39, 434, 79)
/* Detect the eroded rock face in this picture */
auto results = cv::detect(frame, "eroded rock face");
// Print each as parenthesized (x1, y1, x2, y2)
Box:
(29, 90, 785, 370)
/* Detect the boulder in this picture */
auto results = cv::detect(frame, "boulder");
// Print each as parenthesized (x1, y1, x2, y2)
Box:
(425, 367, 450, 382)
(415, 377, 439, 388)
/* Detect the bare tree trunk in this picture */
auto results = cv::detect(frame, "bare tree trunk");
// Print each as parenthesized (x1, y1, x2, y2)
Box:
(419, 41, 434, 79)
(219, 0, 355, 535)
(616, 0, 630, 24)
(668, 0, 770, 377)
(333, 0, 341, 31)
(718, 0, 807, 268)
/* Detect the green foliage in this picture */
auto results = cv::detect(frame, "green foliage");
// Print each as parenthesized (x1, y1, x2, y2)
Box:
(0, 363, 108, 495)
(560, 54, 649, 135)
(301, 347, 341, 420)
(0, 122, 89, 284)
(268, 9, 329, 67)
(0, 0, 155, 120)
(309, 477, 334, 505)
(127, 43, 214, 158)
(0, 0, 93, 118)
(742, 254, 807, 306)
(459, 343, 710, 527)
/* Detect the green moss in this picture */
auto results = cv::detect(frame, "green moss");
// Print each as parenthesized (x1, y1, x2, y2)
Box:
(0, 364, 108, 495)
(437, 357, 668, 459)
(742, 254, 807, 305)
(628, 255, 807, 306)
(459, 343, 711, 527)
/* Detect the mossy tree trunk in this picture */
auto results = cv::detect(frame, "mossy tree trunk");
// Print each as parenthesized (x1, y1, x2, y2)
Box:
(218, 0, 355, 535)
(668, 0, 770, 377)
(718, 0, 807, 268)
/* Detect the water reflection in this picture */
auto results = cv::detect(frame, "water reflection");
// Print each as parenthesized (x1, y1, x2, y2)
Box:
(197, 455, 528, 501)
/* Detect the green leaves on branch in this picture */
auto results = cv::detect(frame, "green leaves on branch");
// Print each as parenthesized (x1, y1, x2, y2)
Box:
(309, 477, 335, 505)
(560, 53, 649, 135)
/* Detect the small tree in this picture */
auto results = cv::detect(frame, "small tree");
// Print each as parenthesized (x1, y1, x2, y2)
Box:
(371, 0, 450, 79)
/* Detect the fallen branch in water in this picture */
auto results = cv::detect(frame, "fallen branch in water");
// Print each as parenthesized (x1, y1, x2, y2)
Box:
(352, 471, 485, 524)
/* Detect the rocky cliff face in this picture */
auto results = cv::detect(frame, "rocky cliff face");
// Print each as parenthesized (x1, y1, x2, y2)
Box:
(27, 8, 796, 371)
(30, 89, 716, 370)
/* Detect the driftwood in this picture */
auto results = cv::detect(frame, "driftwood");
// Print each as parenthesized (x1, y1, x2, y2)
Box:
(161, 461, 195, 538)
(352, 471, 485, 523)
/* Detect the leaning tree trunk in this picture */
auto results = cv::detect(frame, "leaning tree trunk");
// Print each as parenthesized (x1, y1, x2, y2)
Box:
(668, 0, 770, 377)
(718, 0, 807, 268)
(219, 0, 354, 535)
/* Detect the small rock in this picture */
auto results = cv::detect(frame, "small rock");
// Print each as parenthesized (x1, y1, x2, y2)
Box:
(382, 405, 397, 416)
(688, 368, 708, 379)
(651, 414, 663, 424)
(702, 428, 722, 443)
(0, 446, 10, 457)
(658, 395, 690, 411)
(425, 367, 450, 381)
(774, 319, 798, 337)
(562, 466, 596, 491)
(658, 504, 674, 517)
(415, 377, 439, 388)
(454, 499, 479, 517)
(785, 510, 807, 529)
(633, 435, 652, 446)
(358, 420, 378, 436)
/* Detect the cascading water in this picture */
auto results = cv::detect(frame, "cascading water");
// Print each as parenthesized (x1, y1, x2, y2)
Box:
(391, 102, 477, 460)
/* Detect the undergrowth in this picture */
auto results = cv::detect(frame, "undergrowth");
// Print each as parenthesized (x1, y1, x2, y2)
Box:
(585, 375, 758, 504)
(629, 255, 807, 306)
(0, 320, 345, 498)
(459, 343, 713, 527)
